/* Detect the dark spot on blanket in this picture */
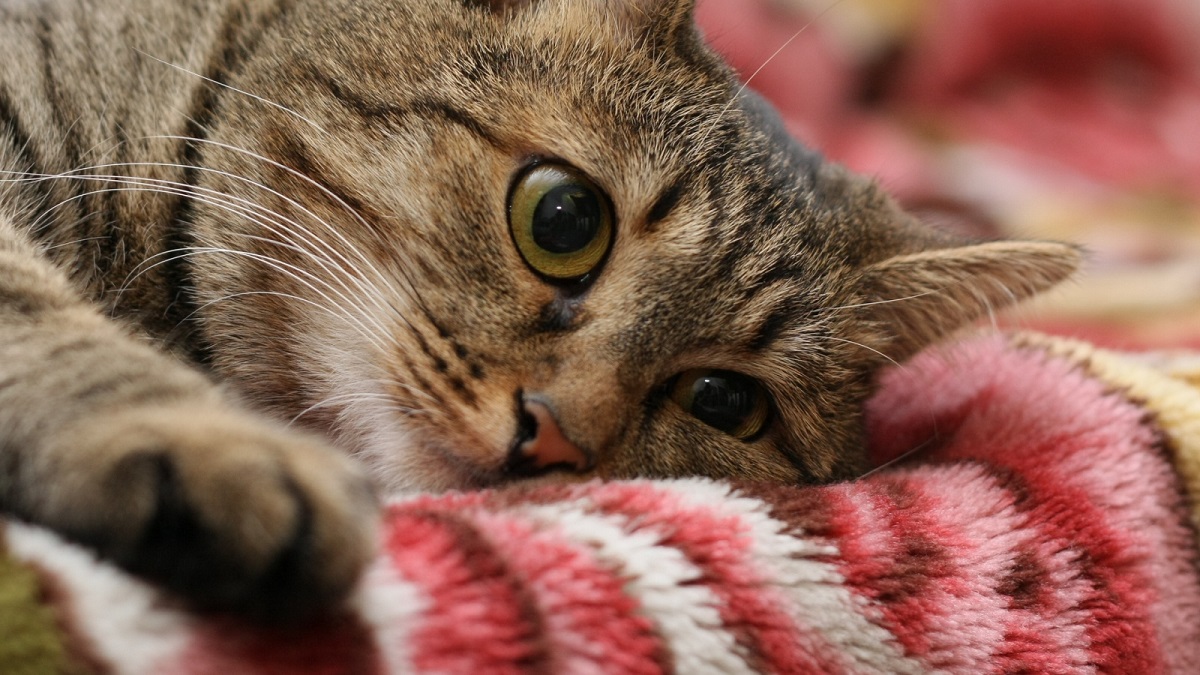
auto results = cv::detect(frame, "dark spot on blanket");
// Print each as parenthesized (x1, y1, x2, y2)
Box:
(871, 479, 953, 606)
(732, 481, 838, 539)
(997, 551, 1046, 611)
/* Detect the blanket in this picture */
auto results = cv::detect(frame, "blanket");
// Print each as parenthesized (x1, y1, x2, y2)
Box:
(3, 332, 1200, 674)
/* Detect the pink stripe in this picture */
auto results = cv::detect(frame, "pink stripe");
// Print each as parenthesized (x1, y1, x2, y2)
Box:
(936, 351, 1174, 671)
(459, 510, 665, 674)
(395, 483, 845, 671)
(889, 464, 1097, 672)
(382, 508, 543, 674)
(816, 478, 949, 662)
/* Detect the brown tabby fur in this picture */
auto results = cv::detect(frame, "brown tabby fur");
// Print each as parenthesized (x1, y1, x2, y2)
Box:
(0, 0, 1080, 616)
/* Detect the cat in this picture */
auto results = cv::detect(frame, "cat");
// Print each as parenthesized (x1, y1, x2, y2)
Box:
(0, 0, 1079, 618)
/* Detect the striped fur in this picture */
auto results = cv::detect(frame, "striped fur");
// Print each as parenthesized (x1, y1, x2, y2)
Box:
(0, 0, 1079, 614)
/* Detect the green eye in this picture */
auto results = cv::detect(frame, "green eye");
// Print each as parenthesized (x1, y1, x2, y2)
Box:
(670, 369, 771, 440)
(509, 163, 614, 280)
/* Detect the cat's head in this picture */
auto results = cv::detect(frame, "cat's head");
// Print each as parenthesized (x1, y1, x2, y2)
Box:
(188, 0, 1080, 491)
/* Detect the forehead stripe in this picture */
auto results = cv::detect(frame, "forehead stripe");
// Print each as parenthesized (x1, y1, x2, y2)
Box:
(642, 175, 686, 233)
(311, 68, 504, 149)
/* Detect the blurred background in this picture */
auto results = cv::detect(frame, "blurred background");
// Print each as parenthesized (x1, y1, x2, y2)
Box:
(696, 0, 1200, 350)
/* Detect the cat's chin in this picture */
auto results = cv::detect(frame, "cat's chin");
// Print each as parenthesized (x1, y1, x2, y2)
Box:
(356, 444, 487, 496)
(341, 421, 493, 494)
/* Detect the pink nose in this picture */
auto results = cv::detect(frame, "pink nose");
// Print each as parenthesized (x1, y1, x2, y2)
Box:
(518, 400, 591, 472)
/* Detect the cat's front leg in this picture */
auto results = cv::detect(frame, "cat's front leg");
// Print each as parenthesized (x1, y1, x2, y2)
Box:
(0, 217, 378, 619)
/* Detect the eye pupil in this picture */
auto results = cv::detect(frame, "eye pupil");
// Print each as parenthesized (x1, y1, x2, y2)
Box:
(532, 185, 603, 254)
(670, 369, 771, 440)
(689, 374, 757, 433)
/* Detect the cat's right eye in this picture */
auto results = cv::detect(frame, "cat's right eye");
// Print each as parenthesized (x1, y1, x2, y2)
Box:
(670, 369, 771, 440)
(508, 163, 614, 281)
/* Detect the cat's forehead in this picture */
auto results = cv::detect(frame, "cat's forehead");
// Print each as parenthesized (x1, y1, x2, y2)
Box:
(443, 24, 832, 238)
(436, 8, 891, 326)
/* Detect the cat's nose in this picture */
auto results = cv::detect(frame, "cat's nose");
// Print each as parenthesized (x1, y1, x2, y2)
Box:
(508, 398, 591, 475)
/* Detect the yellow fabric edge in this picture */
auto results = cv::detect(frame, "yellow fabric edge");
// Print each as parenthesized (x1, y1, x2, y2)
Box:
(0, 532, 75, 674)
(1014, 332, 1200, 536)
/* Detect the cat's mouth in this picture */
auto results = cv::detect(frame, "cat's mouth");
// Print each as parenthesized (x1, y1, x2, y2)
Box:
(432, 444, 593, 491)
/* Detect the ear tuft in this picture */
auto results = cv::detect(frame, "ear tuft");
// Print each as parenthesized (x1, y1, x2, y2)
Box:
(583, 0, 699, 45)
(640, 0, 697, 43)
(461, 0, 531, 15)
(856, 240, 1084, 360)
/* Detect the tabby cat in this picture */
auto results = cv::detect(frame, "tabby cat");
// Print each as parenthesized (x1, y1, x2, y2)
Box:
(0, 0, 1079, 617)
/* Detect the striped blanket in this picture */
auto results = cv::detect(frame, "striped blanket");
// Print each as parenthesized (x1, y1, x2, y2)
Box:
(4, 333, 1200, 673)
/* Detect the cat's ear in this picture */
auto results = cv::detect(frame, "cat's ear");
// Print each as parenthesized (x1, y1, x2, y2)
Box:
(463, 0, 695, 30)
(856, 240, 1083, 360)
(465, 0, 698, 45)
(462, 0, 532, 14)
(566, 0, 698, 43)
(620, 0, 697, 44)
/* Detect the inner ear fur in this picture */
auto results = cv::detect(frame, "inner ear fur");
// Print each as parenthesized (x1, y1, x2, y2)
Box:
(856, 240, 1084, 361)
(466, 0, 696, 40)
(461, 0, 531, 15)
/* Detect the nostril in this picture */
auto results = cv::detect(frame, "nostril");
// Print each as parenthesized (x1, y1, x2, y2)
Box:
(515, 403, 538, 446)
(505, 398, 591, 477)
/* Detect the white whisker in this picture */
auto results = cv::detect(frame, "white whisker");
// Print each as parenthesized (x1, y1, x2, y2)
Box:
(288, 392, 427, 427)
(165, 246, 395, 355)
(2, 160, 403, 324)
(186, 284, 393, 356)
(819, 289, 943, 315)
(131, 49, 328, 135)
(822, 335, 903, 369)
(698, 0, 849, 147)
(1, 168, 399, 345)
(855, 437, 936, 480)
(144, 135, 429, 322)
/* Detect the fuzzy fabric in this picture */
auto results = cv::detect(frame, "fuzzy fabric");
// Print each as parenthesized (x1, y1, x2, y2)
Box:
(2, 333, 1199, 674)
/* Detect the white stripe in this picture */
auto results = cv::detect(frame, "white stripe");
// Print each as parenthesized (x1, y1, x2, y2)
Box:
(512, 500, 758, 675)
(4, 521, 192, 673)
(350, 554, 430, 674)
(663, 478, 928, 674)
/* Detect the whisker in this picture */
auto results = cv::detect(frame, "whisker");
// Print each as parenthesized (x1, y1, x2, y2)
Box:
(163, 245, 396, 355)
(818, 289, 943, 315)
(2, 168, 396, 343)
(131, 48, 328, 135)
(144, 135, 431, 323)
(288, 392, 427, 427)
(2, 161, 402, 325)
(185, 284, 392, 356)
(698, 0, 849, 147)
(822, 335, 904, 369)
(855, 436, 936, 480)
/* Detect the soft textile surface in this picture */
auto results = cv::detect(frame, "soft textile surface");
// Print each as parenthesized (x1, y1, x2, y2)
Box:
(3, 333, 1200, 674)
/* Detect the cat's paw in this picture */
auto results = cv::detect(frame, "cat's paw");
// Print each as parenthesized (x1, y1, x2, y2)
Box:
(21, 403, 379, 620)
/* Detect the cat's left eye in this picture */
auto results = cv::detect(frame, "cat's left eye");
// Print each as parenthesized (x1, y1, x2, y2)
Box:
(508, 163, 614, 281)
(670, 369, 771, 440)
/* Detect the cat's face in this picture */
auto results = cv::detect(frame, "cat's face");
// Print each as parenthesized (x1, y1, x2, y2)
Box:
(187, 0, 1078, 492)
